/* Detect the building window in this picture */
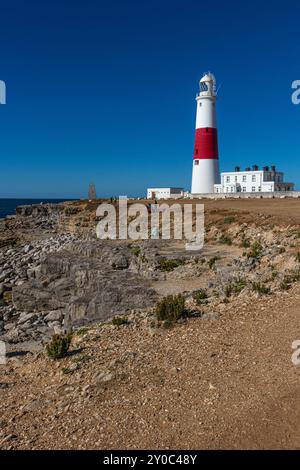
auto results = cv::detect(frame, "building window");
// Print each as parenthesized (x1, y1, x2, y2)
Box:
(252, 186, 256, 192)
(235, 176, 238, 182)
(242, 187, 246, 192)
(242, 175, 246, 182)
(194, 160, 199, 165)
(252, 175, 256, 182)
(258, 186, 261, 191)
(226, 176, 230, 183)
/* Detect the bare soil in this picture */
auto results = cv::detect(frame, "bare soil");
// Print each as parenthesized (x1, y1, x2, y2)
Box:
(1, 198, 300, 449)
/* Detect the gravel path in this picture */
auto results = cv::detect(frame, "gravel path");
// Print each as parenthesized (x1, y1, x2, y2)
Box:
(1, 283, 300, 449)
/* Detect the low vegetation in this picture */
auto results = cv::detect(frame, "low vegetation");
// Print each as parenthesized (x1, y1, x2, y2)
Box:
(251, 282, 270, 295)
(112, 316, 129, 326)
(46, 333, 72, 360)
(156, 294, 186, 322)
(283, 269, 300, 283)
(247, 241, 263, 259)
(218, 234, 232, 246)
(158, 258, 182, 272)
(280, 279, 291, 291)
(225, 277, 247, 297)
(223, 215, 236, 224)
(240, 237, 250, 248)
(131, 246, 141, 257)
(75, 327, 89, 337)
(267, 270, 278, 282)
(193, 289, 208, 305)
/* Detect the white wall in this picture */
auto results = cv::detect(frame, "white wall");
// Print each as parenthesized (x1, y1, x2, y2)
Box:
(191, 159, 220, 194)
(221, 171, 265, 193)
(147, 188, 183, 199)
(195, 96, 217, 129)
(215, 170, 292, 193)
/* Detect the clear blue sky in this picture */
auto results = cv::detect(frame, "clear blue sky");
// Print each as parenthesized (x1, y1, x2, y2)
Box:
(0, 0, 299, 198)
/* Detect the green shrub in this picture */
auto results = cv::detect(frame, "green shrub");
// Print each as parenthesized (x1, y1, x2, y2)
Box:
(268, 270, 278, 281)
(283, 270, 300, 283)
(112, 316, 129, 326)
(46, 334, 72, 360)
(75, 327, 89, 337)
(156, 294, 186, 322)
(247, 241, 263, 258)
(131, 246, 141, 257)
(240, 237, 250, 248)
(280, 280, 291, 291)
(225, 277, 246, 297)
(159, 259, 181, 272)
(218, 234, 232, 246)
(193, 289, 208, 305)
(291, 270, 300, 281)
(223, 215, 236, 224)
(251, 282, 270, 295)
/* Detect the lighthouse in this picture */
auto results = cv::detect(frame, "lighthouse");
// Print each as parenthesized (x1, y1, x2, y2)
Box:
(191, 72, 220, 194)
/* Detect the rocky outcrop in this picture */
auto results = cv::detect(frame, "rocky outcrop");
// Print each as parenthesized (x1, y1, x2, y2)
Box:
(10, 200, 99, 238)
(2, 199, 300, 345)
(0, 237, 158, 343)
(12, 245, 157, 327)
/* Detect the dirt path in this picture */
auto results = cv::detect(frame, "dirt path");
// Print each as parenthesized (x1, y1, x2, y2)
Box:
(1, 283, 300, 449)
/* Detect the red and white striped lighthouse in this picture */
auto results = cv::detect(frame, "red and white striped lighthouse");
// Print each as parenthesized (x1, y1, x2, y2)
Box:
(191, 72, 220, 194)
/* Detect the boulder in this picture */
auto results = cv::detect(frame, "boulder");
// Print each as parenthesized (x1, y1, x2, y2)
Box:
(44, 310, 64, 322)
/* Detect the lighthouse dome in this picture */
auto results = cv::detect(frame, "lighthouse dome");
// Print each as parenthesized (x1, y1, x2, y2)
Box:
(200, 73, 213, 83)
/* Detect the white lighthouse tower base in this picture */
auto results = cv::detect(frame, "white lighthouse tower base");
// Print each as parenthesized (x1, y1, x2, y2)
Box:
(191, 159, 220, 194)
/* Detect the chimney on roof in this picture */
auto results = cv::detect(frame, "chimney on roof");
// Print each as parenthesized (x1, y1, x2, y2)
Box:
(245, 166, 250, 171)
(235, 166, 240, 172)
(263, 165, 269, 171)
(252, 164, 258, 171)
(271, 165, 276, 172)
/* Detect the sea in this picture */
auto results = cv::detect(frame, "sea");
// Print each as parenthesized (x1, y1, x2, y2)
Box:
(0, 199, 72, 219)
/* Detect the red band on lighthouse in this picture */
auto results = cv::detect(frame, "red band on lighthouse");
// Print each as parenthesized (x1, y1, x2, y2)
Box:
(193, 128, 218, 160)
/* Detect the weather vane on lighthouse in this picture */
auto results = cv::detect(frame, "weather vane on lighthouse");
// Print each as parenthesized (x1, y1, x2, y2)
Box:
(191, 72, 220, 194)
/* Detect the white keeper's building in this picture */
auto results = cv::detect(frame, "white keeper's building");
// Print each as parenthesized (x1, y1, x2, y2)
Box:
(146, 187, 184, 200)
(214, 165, 294, 194)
